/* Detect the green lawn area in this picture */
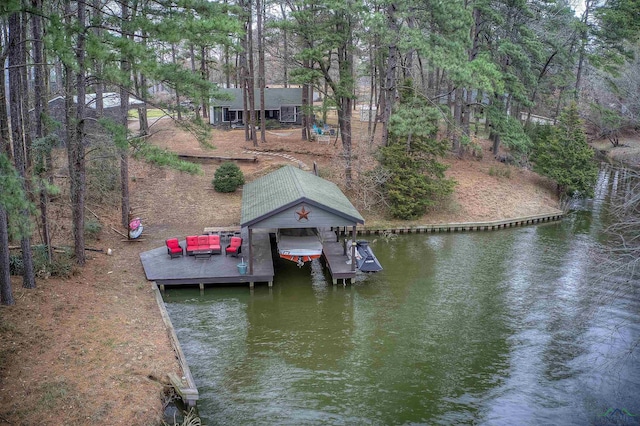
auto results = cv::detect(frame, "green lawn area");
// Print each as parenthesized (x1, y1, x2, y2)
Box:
(128, 108, 167, 119)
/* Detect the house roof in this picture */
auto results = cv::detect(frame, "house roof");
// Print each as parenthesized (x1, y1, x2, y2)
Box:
(240, 165, 364, 228)
(211, 88, 302, 110)
(72, 92, 144, 109)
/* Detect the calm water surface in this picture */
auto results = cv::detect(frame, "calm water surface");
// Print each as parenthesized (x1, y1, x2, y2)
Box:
(164, 169, 640, 425)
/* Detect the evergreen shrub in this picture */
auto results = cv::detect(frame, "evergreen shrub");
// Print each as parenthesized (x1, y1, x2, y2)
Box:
(84, 219, 102, 240)
(9, 245, 74, 278)
(213, 162, 245, 193)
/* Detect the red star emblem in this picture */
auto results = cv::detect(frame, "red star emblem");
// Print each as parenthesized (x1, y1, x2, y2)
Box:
(296, 206, 311, 221)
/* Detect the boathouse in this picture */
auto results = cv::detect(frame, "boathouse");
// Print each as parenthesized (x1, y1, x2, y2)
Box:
(240, 165, 365, 277)
(139, 165, 365, 289)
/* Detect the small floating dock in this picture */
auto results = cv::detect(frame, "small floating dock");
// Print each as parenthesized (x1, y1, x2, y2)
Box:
(140, 229, 274, 290)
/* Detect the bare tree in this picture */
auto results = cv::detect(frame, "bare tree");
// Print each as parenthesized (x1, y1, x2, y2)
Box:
(607, 168, 640, 277)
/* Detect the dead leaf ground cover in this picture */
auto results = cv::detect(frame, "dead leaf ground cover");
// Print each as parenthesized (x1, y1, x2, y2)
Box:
(1, 114, 568, 425)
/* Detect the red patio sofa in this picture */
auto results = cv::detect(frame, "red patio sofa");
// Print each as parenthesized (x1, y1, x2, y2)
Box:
(185, 234, 222, 256)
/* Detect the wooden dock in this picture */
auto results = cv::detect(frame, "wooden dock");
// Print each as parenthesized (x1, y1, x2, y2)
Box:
(319, 229, 356, 285)
(139, 230, 274, 289)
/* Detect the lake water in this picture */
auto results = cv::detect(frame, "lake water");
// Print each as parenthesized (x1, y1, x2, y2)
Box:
(164, 166, 640, 425)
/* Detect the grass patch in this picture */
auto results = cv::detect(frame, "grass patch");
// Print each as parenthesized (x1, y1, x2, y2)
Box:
(129, 108, 167, 119)
(488, 165, 512, 179)
(39, 379, 71, 409)
(132, 143, 202, 174)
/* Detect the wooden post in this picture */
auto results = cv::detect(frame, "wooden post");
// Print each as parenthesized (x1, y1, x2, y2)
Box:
(199, 283, 204, 295)
(351, 225, 356, 272)
(248, 227, 253, 275)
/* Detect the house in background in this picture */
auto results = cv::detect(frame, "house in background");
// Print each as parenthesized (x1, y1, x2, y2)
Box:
(41, 92, 144, 145)
(209, 88, 304, 127)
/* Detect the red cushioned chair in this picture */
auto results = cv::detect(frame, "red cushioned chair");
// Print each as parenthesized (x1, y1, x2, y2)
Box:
(208, 234, 222, 254)
(225, 236, 242, 257)
(166, 238, 184, 258)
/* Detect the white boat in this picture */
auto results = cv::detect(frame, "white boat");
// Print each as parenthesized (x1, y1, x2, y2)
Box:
(277, 228, 323, 267)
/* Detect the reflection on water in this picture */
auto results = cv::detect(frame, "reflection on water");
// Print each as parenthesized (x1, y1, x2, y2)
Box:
(164, 166, 640, 425)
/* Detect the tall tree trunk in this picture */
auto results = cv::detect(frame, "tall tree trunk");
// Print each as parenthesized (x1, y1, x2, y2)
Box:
(301, 59, 309, 140)
(367, 40, 376, 137)
(280, 3, 289, 88)
(0, 207, 13, 305)
(31, 0, 53, 262)
(452, 87, 463, 154)
(224, 44, 230, 88)
(9, 10, 36, 287)
(171, 44, 181, 121)
(403, 17, 415, 80)
(136, 72, 149, 135)
(239, 14, 249, 141)
(575, 0, 593, 100)
(427, 64, 434, 98)
(200, 45, 208, 119)
(0, 28, 12, 302)
(190, 44, 200, 120)
(338, 32, 354, 188)
(19, 12, 33, 174)
(71, 0, 87, 265)
(381, 4, 399, 147)
(246, 0, 257, 147)
(463, 87, 472, 142)
(93, 0, 103, 116)
(120, 0, 131, 230)
(257, 0, 266, 143)
(446, 81, 453, 141)
(136, 28, 149, 135)
(0, 57, 10, 155)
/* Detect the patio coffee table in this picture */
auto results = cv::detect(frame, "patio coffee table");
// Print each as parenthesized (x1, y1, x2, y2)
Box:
(193, 250, 212, 259)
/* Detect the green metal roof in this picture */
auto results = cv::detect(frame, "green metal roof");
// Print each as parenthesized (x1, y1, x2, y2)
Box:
(211, 88, 302, 110)
(241, 165, 364, 228)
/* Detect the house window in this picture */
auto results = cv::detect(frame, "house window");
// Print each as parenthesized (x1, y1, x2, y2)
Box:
(223, 109, 242, 122)
(281, 106, 296, 122)
(213, 107, 223, 124)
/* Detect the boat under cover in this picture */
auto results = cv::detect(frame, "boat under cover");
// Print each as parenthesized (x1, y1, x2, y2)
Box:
(347, 240, 383, 272)
(277, 228, 323, 267)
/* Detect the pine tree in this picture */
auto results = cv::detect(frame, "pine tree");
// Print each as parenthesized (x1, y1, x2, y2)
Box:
(531, 103, 598, 196)
(379, 83, 455, 219)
